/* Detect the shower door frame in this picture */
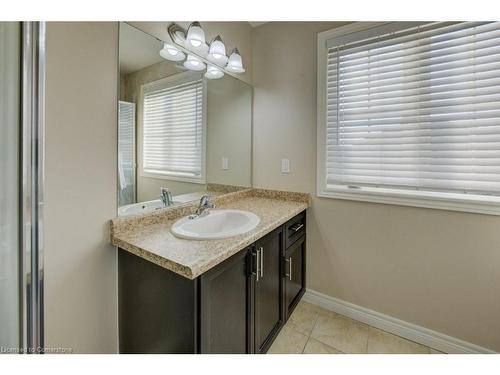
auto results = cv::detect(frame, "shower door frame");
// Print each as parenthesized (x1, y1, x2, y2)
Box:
(20, 21, 45, 354)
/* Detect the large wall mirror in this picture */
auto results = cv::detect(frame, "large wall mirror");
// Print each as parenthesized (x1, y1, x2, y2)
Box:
(118, 22, 252, 215)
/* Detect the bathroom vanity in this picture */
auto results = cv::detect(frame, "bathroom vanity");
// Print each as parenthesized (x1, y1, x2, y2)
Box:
(113, 23, 307, 354)
(111, 189, 308, 354)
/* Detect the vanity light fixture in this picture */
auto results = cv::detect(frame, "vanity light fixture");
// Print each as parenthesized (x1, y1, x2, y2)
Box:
(207, 35, 228, 65)
(205, 65, 224, 80)
(185, 22, 208, 52)
(226, 48, 245, 73)
(159, 42, 186, 62)
(183, 54, 206, 71)
(166, 22, 245, 77)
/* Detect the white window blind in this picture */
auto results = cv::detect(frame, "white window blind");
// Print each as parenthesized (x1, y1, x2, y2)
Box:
(118, 100, 136, 205)
(325, 22, 500, 196)
(142, 74, 204, 181)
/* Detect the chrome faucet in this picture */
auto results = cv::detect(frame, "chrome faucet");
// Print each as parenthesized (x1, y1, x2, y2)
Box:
(189, 195, 215, 219)
(160, 187, 174, 207)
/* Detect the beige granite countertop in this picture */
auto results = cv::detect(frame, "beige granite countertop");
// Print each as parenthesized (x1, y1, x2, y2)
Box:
(110, 189, 309, 279)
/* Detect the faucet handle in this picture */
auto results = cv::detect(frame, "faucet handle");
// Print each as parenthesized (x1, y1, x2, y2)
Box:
(160, 187, 173, 207)
(200, 195, 215, 208)
(189, 195, 213, 219)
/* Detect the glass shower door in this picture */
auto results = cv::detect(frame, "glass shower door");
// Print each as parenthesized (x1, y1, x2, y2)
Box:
(0, 21, 21, 353)
(1, 21, 44, 354)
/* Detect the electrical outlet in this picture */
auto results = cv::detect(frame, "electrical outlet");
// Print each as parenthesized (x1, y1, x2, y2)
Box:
(281, 159, 290, 174)
(222, 157, 229, 170)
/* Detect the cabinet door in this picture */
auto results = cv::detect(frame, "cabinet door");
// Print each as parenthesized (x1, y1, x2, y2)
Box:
(254, 228, 283, 353)
(199, 248, 252, 353)
(284, 235, 306, 320)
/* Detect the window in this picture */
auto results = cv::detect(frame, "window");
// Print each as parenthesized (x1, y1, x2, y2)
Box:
(317, 22, 500, 215)
(140, 72, 206, 183)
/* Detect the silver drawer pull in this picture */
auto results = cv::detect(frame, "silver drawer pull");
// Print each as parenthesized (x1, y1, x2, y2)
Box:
(290, 223, 304, 232)
(256, 249, 260, 282)
(260, 247, 264, 278)
(284, 258, 292, 280)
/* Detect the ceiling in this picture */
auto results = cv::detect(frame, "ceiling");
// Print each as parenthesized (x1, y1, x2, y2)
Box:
(119, 23, 164, 75)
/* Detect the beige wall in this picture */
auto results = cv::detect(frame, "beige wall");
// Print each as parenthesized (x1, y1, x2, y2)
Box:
(121, 60, 179, 103)
(252, 22, 500, 352)
(206, 77, 252, 187)
(45, 22, 118, 353)
(128, 22, 253, 85)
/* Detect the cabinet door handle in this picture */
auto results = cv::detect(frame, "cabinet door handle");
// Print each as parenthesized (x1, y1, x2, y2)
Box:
(284, 258, 292, 280)
(255, 249, 260, 282)
(259, 247, 264, 278)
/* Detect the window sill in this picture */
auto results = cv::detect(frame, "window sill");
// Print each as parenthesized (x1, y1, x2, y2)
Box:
(317, 185, 500, 216)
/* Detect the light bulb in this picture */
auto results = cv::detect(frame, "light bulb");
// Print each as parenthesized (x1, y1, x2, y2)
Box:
(159, 42, 186, 62)
(186, 22, 205, 49)
(183, 54, 206, 71)
(227, 48, 245, 73)
(205, 65, 224, 80)
(208, 35, 228, 65)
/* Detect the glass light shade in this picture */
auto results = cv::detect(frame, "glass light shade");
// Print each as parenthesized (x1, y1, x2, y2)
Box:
(208, 36, 228, 64)
(183, 54, 206, 71)
(159, 43, 186, 62)
(227, 48, 245, 73)
(186, 22, 205, 48)
(205, 65, 224, 80)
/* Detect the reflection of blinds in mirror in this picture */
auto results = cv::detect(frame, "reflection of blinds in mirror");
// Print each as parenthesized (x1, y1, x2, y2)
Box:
(326, 22, 500, 195)
(142, 78, 204, 180)
(118, 100, 136, 206)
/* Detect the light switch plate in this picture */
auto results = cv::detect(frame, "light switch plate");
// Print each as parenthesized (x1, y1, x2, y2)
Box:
(281, 159, 290, 174)
(222, 157, 229, 170)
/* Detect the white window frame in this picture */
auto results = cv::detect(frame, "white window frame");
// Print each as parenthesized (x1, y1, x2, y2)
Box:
(138, 71, 207, 184)
(317, 22, 500, 215)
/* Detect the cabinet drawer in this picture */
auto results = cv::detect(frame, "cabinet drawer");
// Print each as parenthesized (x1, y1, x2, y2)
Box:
(284, 211, 306, 249)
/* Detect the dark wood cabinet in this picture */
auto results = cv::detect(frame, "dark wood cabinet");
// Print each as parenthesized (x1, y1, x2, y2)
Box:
(118, 210, 306, 354)
(199, 248, 252, 354)
(282, 212, 307, 320)
(283, 235, 306, 320)
(253, 228, 283, 353)
(119, 250, 197, 353)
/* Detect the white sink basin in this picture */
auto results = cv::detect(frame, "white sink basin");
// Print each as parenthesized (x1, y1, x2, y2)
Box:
(171, 209, 260, 240)
(118, 199, 181, 216)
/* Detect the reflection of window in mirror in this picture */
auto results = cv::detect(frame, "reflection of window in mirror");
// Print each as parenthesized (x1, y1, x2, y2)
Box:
(118, 101, 136, 206)
(139, 71, 207, 184)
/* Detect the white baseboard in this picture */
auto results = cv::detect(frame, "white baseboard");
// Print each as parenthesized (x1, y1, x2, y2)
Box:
(303, 289, 496, 354)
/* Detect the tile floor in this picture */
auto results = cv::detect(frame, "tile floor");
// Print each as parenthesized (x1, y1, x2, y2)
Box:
(268, 300, 444, 354)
